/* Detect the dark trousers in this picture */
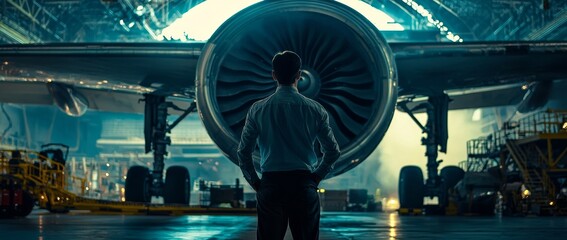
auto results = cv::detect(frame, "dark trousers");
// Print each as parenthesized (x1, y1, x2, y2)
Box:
(257, 170, 320, 240)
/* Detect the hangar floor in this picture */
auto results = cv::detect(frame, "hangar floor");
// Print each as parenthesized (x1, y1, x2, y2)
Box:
(1, 211, 567, 239)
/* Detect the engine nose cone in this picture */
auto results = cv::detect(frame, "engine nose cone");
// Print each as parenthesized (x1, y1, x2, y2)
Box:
(298, 67, 321, 99)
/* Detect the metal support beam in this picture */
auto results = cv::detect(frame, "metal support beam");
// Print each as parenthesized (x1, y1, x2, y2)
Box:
(0, 21, 36, 43)
(5, 0, 66, 41)
(526, 8, 567, 40)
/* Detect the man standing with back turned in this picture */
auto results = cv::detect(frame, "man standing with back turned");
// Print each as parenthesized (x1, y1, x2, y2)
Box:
(237, 50, 341, 240)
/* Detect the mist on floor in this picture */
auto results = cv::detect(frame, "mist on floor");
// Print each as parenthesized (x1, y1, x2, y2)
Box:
(320, 108, 485, 200)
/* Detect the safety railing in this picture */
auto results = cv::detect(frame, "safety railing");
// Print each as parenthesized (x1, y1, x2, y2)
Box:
(468, 109, 567, 153)
(465, 137, 499, 172)
(498, 109, 567, 142)
(516, 109, 567, 136)
(0, 149, 85, 197)
(466, 109, 567, 173)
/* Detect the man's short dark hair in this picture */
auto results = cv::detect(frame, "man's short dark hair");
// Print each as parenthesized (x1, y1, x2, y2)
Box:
(272, 51, 301, 85)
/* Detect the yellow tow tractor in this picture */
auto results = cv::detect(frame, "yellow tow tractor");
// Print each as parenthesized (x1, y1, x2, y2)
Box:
(0, 145, 255, 217)
(0, 144, 83, 217)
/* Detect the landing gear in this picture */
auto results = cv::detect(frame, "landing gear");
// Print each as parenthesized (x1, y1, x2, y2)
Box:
(164, 166, 191, 205)
(123, 94, 196, 203)
(398, 166, 424, 209)
(398, 94, 455, 214)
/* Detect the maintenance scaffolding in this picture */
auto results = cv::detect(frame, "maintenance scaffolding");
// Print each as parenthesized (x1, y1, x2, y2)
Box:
(464, 109, 567, 215)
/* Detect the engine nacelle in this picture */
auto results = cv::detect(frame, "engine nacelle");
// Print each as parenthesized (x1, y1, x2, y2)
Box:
(196, 0, 397, 178)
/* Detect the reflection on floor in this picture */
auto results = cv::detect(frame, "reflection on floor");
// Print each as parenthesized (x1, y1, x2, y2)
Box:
(1, 210, 567, 239)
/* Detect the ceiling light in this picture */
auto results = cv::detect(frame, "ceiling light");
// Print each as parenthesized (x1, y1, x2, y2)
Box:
(158, 0, 403, 41)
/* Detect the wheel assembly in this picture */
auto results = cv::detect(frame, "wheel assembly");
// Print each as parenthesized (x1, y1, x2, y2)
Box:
(164, 166, 191, 205)
(399, 166, 425, 209)
(125, 166, 151, 203)
(438, 166, 465, 210)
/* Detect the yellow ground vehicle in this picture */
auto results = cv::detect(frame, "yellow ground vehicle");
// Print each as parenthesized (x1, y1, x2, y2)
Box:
(0, 148, 255, 217)
(0, 148, 78, 217)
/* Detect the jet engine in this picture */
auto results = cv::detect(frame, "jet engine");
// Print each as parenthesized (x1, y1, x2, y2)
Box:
(196, 0, 397, 178)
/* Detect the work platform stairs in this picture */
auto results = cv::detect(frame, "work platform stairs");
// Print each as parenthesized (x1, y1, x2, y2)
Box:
(505, 139, 554, 209)
(466, 109, 567, 214)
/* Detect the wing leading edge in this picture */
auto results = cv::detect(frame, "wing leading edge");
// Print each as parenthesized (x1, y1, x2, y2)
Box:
(0, 42, 204, 113)
(1, 41, 566, 112)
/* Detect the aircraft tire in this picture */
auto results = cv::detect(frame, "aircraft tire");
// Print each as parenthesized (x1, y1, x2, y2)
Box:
(125, 166, 151, 203)
(399, 166, 424, 209)
(439, 166, 465, 208)
(440, 166, 465, 189)
(14, 190, 35, 217)
(164, 166, 190, 205)
(0, 188, 14, 218)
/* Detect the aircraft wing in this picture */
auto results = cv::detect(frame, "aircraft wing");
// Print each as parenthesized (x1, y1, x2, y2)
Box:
(2, 41, 567, 177)
(0, 42, 204, 113)
(391, 41, 567, 110)
(2, 41, 567, 112)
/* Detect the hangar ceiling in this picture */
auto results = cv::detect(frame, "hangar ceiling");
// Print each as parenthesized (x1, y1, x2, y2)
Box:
(0, 0, 203, 43)
(0, 0, 566, 44)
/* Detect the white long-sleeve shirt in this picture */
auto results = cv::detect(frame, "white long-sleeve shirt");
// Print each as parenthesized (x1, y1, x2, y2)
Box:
(237, 85, 340, 186)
